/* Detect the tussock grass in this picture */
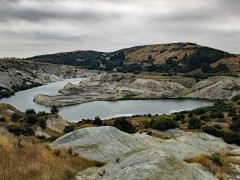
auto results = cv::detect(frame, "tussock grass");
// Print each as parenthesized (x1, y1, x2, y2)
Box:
(184, 152, 240, 180)
(0, 135, 97, 180)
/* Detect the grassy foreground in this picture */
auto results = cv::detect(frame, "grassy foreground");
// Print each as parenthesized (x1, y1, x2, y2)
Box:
(0, 135, 98, 180)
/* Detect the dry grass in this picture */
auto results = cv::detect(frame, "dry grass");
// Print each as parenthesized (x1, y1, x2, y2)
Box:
(184, 152, 240, 180)
(0, 135, 97, 180)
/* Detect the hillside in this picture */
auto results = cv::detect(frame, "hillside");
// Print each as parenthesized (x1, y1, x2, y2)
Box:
(26, 42, 238, 73)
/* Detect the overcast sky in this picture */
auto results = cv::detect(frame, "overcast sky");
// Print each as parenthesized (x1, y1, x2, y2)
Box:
(0, 0, 239, 58)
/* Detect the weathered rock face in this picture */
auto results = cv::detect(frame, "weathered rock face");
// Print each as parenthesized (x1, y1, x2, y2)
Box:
(46, 114, 70, 133)
(34, 73, 186, 106)
(77, 149, 218, 180)
(51, 126, 239, 180)
(184, 76, 240, 99)
(0, 59, 99, 91)
(51, 126, 147, 162)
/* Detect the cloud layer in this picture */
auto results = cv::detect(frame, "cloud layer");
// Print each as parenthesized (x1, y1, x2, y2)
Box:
(1, 0, 239, 57)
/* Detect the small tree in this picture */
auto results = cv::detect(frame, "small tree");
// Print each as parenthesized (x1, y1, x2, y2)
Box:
(113, 117, 135, 134)
(188, 117, 201, 129)
(93, 116, 103, 126)
(51, 106, 59, 114)
(64, 125, 75, 133)
(11, 113, 22, 122)
(38, 117, 47, 129)
(24, 114, 38, 125)
(25, 109, 36, 114)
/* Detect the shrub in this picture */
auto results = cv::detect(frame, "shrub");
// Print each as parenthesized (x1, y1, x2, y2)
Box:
(25, 109, 36, 114)
(7, 125, 35, 136)
(24, 114, 38, 125)
(188, 117, 201, 129)
(64, 125, 75, 134)
(37, 111, 47, 117)
(192, 108, 206, 115)
(0, 116, 6, 122)
(152, 118, 177, 131)
(232, 95, 240, 101)
(113, 117, 135, 134)
(51, 106, 59, 114)
(11, 113, 22, 122)
(147, 113, 152, 117)
(230, 120, 240, 132)
(200, 115, 208, 120)
(93, 116, 103, 126)
(223, 132, 240, 145)
(210, 154, 223, 166)
(188, 112, 194, 118)
(174, 114, 185, 121)
(214, 124, 222, 129)
(202, 126, 224, 137)
(38, 117, 47, 129)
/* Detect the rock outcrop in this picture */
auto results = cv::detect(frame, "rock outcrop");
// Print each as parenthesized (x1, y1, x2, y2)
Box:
(0, 59, 100, 92)
(51, 126, 238, 180)
(184, 76, 240, 99)
(34, 73, 240, 107)
(34, 73, 186, 106)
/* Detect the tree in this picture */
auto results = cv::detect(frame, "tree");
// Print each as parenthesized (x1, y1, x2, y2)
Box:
(51, 106, 59, 114)
(93, 116, 103, 126)
(113, 117, 135, 134)
(152, 118, 177, 130)
(64, 125, 75, 133)
(188, 117, 201, 129)
(24, 114, 38, 125)
(11, 113, 22, 122)
(25, 109, 36, 114)
(38, 117, 47, 129)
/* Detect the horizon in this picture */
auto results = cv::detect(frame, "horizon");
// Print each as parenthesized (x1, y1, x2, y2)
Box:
(1, 0, 240, 58)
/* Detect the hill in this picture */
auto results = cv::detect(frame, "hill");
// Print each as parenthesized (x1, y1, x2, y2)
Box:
(26, 42, 239, 73)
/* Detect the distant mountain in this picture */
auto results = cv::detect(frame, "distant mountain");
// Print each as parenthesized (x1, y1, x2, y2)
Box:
(26, 42, 239, 73)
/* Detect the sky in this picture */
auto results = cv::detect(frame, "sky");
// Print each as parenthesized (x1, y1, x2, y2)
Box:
(0, 0, 240, 58)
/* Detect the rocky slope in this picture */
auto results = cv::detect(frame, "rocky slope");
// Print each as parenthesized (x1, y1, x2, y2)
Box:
(34, 72, 240, 107)
(51, 126, 238, 180)
(0, 58, 99, 92)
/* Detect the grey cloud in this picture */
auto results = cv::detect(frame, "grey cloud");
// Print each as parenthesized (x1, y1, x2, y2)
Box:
(34, 32, 86, 41)
(0, 0, 239, 57)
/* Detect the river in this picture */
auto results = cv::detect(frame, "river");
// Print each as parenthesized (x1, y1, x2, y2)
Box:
(0, 78, 214, 122)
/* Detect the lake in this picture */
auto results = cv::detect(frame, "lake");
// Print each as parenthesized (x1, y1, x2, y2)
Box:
(0, 78, 214, 122)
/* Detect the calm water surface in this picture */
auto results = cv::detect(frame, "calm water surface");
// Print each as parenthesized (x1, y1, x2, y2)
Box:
(0, 78, 214, 122)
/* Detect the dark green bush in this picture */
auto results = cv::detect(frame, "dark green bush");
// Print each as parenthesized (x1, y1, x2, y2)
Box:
(24, 114, 38, 125)
(51, 106, 59, 114)
(63, 125, 75, 133)
(113, 117, 135, 134)
(0, 116, 6, 122)
(223, 132, 240, 145)
(38, 117, 47, 129)
(11, 113, 22, 122)
(202, 126, 224, 137)
(188, 117, 201, 129)
(25, 109, 36, 114)
(232, 95, 240, 101)
(7, 125, 34, 136)
(174, 114, 185, 121)
(93, 116, 103, 126)
(152, 118, 177, 131)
